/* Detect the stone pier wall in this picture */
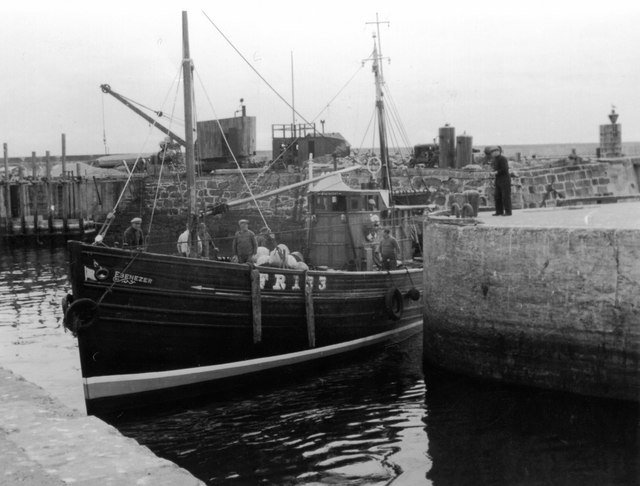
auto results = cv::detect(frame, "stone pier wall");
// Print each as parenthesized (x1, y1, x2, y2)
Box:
(516, 157, 640, 207)
(122, 157, 640, 251)
(422, 221, 640, 401)
(143, 158, 640, 219)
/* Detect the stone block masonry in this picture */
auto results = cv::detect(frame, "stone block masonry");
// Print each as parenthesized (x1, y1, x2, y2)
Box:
(422, 216, 640, 401)
(131, 157, 640, 243)
(0, 366, 204, 485)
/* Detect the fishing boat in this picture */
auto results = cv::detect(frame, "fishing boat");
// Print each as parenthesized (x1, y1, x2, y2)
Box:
(62, 11, 425, 416)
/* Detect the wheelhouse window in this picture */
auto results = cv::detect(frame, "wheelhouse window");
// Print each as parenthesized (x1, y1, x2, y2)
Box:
(312, 195, 347, 212)
(331, 196, 346, 211)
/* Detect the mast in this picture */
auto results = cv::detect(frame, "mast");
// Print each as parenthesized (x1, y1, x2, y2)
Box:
(371, 35, 391, 193)
(365, 13, 392, 194)
(291, 51, 296, 130)
(182, 11, 198, 255)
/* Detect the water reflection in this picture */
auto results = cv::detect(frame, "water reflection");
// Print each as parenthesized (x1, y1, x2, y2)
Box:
(2, 245, 639, 485)
(423, 367, 639, 486)
(113, 337, 429, 485)
(0, 245, 69, 329)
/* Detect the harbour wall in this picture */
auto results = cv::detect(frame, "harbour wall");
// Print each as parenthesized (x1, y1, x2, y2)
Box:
(143, 155, 640, 219)
(422, 220, 640, 401)
(4, 156, 639, 244)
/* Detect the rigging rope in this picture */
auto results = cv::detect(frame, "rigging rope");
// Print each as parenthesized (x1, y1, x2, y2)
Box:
(147, 63, 184, 245)
(310, 64, 364, 123)
(194, 69, 270, 229)
(202, 11, 313, 128)
(95, 63, 185, 245)
(101, 94, 109, 154)
(383, 85, 412, 156)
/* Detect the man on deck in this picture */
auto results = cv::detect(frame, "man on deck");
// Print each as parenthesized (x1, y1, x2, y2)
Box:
(232, 219, 257, 263)
(123, 217, 144, 249)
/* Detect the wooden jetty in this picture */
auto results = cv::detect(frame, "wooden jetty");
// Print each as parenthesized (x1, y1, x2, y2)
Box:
(1, 137, 128, 242)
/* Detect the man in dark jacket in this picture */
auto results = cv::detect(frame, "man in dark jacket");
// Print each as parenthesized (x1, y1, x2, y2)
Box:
(123, 217, 144, 248)
(488, 146, 512, 216)
(232, 219, 258, 263)
(378, 228, 401, 270)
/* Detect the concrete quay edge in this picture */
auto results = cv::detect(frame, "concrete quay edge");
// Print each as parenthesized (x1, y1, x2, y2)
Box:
(475, 201, 640, 229)
(0, 366, 204, 486)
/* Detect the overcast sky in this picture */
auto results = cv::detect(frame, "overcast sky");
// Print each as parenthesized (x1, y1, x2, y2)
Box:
(1, 0, 639, 157)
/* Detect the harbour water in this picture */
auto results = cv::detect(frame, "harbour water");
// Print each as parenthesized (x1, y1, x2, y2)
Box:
(1, 245, 638, 485)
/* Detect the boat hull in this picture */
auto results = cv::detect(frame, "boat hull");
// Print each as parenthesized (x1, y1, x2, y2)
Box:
(422, 219, 640, 402)
(66, 241, 424, 415)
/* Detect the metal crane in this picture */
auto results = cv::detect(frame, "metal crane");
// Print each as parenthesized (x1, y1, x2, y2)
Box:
(100, 84, 186, 146)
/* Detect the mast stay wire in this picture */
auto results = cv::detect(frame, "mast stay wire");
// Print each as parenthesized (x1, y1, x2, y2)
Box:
(194, 69, 270, 230)
(201, 9, 366, 205)
(200, 10, 411, 214)
(201, 11, 379, 187)
(249, 63, 365, 190)
(101, 94, 109, 154)
(202, 11, 313, 128)
(310, 64, 364, 124)
(96, 63, 184, 244)
(382, 85, 412, 157)
(146, 64, 185, 246)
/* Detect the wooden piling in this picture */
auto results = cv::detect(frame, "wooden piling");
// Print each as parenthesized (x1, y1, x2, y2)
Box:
(61, 136, 68, 232)
(76, 162, 82, 219)
(304, 275, 316, 348)
(31, 152, 37, 179)
(61, 134, 66, 179)
(46, 151, 53, 233)
(251, 269, 262, 344)
(3, 143, 10, 235)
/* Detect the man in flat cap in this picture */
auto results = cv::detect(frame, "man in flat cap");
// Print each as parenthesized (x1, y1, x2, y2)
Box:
(232, 219, 257, 263)
(487, 146, 512, 216)
(123, 217, 144, 249)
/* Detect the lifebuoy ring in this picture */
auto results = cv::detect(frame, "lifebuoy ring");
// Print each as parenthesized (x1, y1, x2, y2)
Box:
(367, 157, 382, 175)
(384, 287, 403, 321)
(64, 298, 98, 334)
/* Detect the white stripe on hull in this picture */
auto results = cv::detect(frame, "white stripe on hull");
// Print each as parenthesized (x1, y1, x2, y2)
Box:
(84, 321, 422, 400)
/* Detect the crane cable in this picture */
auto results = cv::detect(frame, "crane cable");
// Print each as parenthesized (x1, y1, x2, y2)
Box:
(101, 94, 109, 154)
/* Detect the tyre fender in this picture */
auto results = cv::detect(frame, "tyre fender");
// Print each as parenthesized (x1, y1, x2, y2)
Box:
(64, 298, 98, 334)
(384, 287, 403, 321)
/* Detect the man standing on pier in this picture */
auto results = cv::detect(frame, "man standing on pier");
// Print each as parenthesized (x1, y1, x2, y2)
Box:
(488, 146, 512, 216)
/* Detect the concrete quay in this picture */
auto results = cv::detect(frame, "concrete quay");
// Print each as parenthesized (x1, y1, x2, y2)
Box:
(475, 200, 640, 229)
(0, 366, 204, 485)
(424, 200, 640, 401)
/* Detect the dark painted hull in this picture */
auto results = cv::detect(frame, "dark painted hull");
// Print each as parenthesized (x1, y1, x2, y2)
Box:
(66, 241, 423, 415)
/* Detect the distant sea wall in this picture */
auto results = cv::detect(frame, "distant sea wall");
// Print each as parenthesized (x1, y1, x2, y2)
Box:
(108, 155, 640, 250)
(142, 156, 640, 220)
(515, 157, 640, 207)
